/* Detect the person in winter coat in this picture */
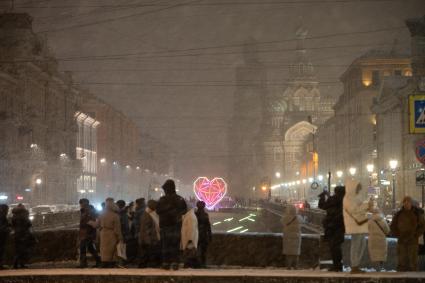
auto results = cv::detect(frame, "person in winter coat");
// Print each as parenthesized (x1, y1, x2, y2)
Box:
(11, 204, 35, 269)
(78, 198, 101, 268)
(390, 196, 425, 271)
(139, 200, 161, 268)
(0, 204, 11, 269)
(282, 205, 302, 269)
(99, 198, 123, 267)
(318, 186, 345, 272)
(343, 179, 371, 273)
(132, 198, 146, 236)
(156, 179, 187, 270)
(195, 201, 212, 268)
(116, 200, 130, 242)
(181, 207, 199, 268)
(368, 208, 390, 271)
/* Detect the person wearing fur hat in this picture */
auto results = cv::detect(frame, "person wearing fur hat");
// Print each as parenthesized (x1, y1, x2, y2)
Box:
(343, 179, 372, 273)
(156, 179, 187, 270)
(139, 200, 161, 268)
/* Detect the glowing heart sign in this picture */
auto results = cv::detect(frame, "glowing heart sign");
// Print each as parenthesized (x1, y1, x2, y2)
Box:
(193, 177, 227, 210)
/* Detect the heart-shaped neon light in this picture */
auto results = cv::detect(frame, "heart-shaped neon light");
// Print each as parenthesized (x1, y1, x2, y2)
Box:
(193, 177, 227, 210)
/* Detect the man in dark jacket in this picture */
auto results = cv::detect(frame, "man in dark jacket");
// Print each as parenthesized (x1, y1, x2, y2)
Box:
(132, 198, 146, 236)
(156, 179, 187, 270)
(318, 186, 345, 272)
(195, 201, 212, 268)
(0, 204, 10, 269)
(78, 199, 101, 268)
(391, 196, 425, 271)
(11, 204, 35, 269)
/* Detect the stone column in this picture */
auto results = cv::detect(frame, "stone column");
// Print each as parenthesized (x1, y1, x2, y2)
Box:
(406, 16, 425, 79)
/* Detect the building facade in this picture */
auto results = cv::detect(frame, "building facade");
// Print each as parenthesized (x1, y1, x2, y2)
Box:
(0, 12, 173, 205)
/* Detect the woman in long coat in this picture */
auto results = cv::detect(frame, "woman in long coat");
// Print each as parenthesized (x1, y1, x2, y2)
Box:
(282, 205, 302, 269)
(368, 208, 390, 271)
(99, 198, 123, 267)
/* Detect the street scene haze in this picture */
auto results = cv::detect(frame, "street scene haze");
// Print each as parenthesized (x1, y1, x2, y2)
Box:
(1, 0, 425, 281)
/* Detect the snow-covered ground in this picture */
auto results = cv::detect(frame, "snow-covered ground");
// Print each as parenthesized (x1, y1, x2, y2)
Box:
(0, 268, 424, 278)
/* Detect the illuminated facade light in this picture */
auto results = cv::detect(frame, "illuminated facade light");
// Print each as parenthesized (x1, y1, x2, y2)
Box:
(349, 167, 357, 176)
(389, 159, 398, 170)
(30, 143, 38, 149)
(275, 172, 281, 178)
(35, 178, 42, 185)
(302, 179, 307, 184)
(100, 158, 106, 164)
(296, 180, 301, 185)
(336, 171, 343, 178)
(366, 164, 374, 173)
(126, 165, 131, 169)
(60, 153, 67, 158)
(136, 166, 140, 170)
(308, 177, 314, 183)
(318, 175, 324, 181)
(113, 161, 117, 165)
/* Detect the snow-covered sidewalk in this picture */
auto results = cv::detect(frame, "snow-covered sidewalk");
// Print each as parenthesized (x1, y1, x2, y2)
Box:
(0, 268, 425, 279)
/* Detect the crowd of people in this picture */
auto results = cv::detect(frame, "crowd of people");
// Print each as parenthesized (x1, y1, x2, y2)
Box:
(0, 179, 212, 270)
(315, 179, 425, 273)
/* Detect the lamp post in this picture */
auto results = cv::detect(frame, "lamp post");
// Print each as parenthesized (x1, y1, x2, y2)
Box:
(389, 159, 398, 210)
(366, 164, 374, 186)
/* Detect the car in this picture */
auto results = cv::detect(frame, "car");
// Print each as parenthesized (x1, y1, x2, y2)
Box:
(30, 205, 54, 215)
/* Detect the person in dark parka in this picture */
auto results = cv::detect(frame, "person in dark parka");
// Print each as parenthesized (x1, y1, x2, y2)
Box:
(11, 204, 35, 269)
(391, 196, 425, 271)
(195, 201, 212, 268)
(156, 179, 187, 270)
(318, 186, 346, 272)
(0, 204, 11, 269)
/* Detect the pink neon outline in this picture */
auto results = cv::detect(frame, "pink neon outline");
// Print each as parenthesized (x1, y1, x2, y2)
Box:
(193, 177, 227, 210)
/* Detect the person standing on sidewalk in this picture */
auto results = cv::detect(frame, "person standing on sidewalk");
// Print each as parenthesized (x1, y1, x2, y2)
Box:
(318, 186, 345, 272)
(391, 196, 425, 271)
(368, 207, 390, 271)
(0, 204, 10, 269)
(156, 179, 187, 270)
(282, 205, 302, 269)
(195, 201, 212, 268)
(78, 198, 101, 268)
(343, 179, 372, 273)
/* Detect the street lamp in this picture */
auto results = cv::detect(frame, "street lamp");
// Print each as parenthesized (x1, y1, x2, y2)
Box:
(275, 172, 281, 178)
(35, 178, 42, 185)
(389, 159, 398, 209)
(349, 167, 357, 176)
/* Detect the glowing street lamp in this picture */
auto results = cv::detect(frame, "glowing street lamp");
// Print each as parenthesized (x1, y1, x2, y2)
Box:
(35, 178, 42, 185)
(366, 164, 374, 173)
(336, 171, 343, 178)
(302, 179, 307, 184)
(275, 172, 281, 178)
(349, 167, 357, 176)
(389, 159, 398, 209)
(318, 175, 324, 182)
(100, 158, 106, 164)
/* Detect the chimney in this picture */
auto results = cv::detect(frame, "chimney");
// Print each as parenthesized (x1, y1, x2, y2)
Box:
(406, 15, 425, 78)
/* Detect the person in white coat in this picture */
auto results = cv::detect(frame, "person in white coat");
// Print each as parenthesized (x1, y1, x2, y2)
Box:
(282, 205, 302, 269)
(181, 208, 199, 268)
(368, 208, 390, 271)
(343, 179, 372, 273)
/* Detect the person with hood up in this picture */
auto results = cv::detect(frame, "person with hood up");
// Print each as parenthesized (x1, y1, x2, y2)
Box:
(318, 186, 345, 272)
(195, 201, 212, 268)
(78, 198, 101, 268)
(390, 196, 425, 271)
(343, 179, 372, 273)
(0, 204, 11, 269)
(99, 198, 123, 267)
(282, 204, 302, 269)
(139, 200, 161, 268)
(368, 207, 390, 271)
(156, 179, 187, 270)
(11, 204, 35, 269)
(181, 206, 199, 268)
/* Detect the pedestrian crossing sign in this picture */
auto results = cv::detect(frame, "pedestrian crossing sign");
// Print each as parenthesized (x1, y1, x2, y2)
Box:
(409, 94, 425, 134)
